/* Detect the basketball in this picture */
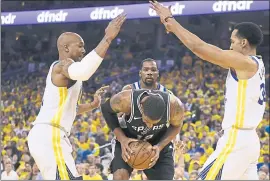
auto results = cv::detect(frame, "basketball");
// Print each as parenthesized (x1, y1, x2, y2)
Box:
(127, 140, 155, 170)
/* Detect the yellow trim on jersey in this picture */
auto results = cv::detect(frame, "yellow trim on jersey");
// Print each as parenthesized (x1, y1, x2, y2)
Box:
(235, 81, 247, 128)
(77, 89, 82, 105)
(205, 80, 247, 179)
(51, 87, 69, 180)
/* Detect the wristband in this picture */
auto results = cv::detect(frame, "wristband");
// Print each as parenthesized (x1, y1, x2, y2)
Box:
(165, 16, 174, 22)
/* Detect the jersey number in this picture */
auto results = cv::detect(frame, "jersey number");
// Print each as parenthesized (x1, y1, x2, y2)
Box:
(258, 83, 266, 105)
(137, 134, 153, 141)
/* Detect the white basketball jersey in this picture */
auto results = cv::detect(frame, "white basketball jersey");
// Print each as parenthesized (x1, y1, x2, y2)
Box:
(132, 81, 173, 94)
(33, 61, 82, 135)
(222, 55, 266, 130)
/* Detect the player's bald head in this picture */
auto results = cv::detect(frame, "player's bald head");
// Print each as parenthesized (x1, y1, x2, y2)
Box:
(57, 32, 85, 62)
(57, 32, 83, 51)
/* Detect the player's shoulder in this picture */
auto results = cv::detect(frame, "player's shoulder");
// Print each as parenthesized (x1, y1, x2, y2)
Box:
(167, 89, 174, 95)
(169, 94, 184, 107)
(51, 60, 61, 72)
(117, 89, 133, 99)
(158, 83, 174, 95)
(122, 84, 133, 91)
(54, 59, 73, 72)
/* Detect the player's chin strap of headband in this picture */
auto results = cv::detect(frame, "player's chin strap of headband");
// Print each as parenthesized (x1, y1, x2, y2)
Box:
(68, 50, 103, 81)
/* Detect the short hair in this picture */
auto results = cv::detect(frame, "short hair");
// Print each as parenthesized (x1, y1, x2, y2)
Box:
(140, 58, 157, 69)
(234, 22, 263, 47)
(190, 170, 199, 176)
(142, 94, 166, 120)
(95, 163, 104, 172)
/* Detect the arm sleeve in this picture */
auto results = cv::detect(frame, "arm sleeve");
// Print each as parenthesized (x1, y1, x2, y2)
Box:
(100, 99, 120, 132)
(68, 50, 103, 81)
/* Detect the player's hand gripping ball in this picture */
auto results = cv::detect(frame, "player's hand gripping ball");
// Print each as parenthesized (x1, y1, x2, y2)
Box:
(127, 141, 156, 170)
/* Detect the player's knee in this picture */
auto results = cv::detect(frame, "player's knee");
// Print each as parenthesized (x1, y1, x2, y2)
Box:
(113, 169, 130, 180)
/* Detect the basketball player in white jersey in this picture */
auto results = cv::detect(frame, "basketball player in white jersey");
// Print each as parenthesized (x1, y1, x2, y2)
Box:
(27, 13, 126, 180)
(150, 1, 265, 179)
(122, 58, 172, 93)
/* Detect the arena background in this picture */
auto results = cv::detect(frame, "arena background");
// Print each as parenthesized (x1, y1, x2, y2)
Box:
(1, 1, 269, 180)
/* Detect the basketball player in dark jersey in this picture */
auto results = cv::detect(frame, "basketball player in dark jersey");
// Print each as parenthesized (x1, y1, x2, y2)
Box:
(101, 89, 185, 180)
(120, 58, 185, 162)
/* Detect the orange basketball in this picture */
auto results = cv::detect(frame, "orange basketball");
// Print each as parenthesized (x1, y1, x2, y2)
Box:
(127, 140, 155, 170)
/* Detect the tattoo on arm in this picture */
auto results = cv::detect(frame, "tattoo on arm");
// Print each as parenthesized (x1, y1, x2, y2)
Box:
(110, 90, 131, 113)
(170, 96, 185, 127)
(110, 95, 122, 113)
(58, 59, 73, 79)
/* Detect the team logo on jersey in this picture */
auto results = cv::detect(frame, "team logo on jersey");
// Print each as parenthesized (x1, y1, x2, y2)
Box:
(132, 124, 165, 133)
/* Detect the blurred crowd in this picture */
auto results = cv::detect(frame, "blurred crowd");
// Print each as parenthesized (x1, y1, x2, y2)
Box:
(1, 3, 269, 179)
(1, 49, 269, 180)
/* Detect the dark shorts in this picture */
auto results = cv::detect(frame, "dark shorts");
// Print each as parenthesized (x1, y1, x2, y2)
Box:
(110, 139, 174, 180)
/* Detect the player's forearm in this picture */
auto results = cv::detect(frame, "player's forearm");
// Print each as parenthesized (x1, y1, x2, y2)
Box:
(101, 100, 121, 131)
(113, 127, 128, 142)
(67, 35, 112, 81)
(169, 19, 231, 69)
(169, 18, 205, 53)
(156, 125, 181, 150)
(67, 50, 103, 81)
(101, 103, 127, 142)
(94, 35, 112, 58)
(76, 103, 96, 115)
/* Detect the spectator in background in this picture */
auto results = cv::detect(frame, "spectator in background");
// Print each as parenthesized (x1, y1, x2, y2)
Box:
(30, 163, 40, 180)
(259, 164, 269, 176)
(189, 170, 199, 180)
(265, 125, 270, 134)
(14, 122, 27, 136)
(181, 51, 193, 70)
(16, 162, 32, 180)
(86, 154, 95, 165)
(188, 140, 198, 157)
(1, 20, 269, 180)
(258, 171, 269, 180)
(96, 163, 108, 180)
(83, 164, 103, 180)
(1, 160, 19, 180)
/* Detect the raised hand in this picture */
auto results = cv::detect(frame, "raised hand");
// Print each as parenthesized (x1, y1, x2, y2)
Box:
(149, 0, 175, 33)
(91, 85, 110, 109)
(105, 13, 127, 42)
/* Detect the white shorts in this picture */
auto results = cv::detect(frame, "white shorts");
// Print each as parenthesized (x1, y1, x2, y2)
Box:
(27, 124, 80, 180)
(198, 128, 260, 180)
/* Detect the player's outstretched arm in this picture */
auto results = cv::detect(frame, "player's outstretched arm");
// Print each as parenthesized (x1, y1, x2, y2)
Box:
(59, 13, 127, 81)
(76, 86, 109, 115)
(149, 1, 257, 71)
(156, 94, 185, 151)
